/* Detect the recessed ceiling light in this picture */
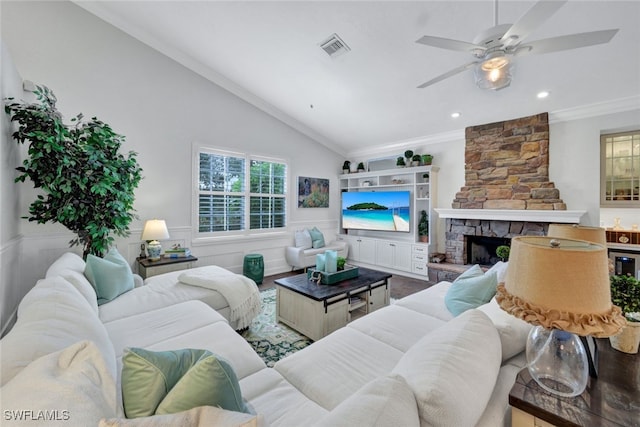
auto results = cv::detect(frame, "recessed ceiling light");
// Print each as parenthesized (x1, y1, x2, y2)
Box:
(451, 112, 461, 118)
(537, 91, 550, 99)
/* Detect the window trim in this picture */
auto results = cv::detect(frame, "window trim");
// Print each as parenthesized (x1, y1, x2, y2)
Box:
(193, 143, 289, 239)
(600, 130, 640, 208)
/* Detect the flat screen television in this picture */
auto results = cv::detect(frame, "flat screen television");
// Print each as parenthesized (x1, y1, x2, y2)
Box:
(341, 191, 411, 232)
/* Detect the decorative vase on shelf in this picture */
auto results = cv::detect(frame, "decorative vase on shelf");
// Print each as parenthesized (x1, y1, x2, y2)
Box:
(609, 321, 640, 354)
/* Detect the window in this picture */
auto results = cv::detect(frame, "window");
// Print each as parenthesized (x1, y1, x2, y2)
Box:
(197, 148, 287, 235)
(601, 130, 640, 207)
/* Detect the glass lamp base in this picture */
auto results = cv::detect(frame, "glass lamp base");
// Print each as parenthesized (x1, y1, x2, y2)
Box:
(526, 326, 589, 397)
(146, 240, 162, 260)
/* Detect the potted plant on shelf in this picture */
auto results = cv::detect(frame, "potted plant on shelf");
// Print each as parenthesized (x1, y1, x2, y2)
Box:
(422, 173, 429, 183)
(412, 154, 421, 167)
(342, 161, 351, 174)
(609, 274, 640, 354)
(404, 150, 414, 167)
(4, 85, 143, 259)
(418, 210, 429, 243)
(496, 245, 510, 262)
(396, 157, 406, 168)
(422, 154, 433, 165)
(357, 162, 366, 172)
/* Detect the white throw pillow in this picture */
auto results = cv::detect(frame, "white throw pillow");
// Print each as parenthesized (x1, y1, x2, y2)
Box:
(1, 341, 117, 426)
(294, 229, 312, 249)
(477, 297, 532, 361)
(0, 277, 116, 386)
(485, 261, 509, 283)
(313, 374, 419, 427)
(392, 310, 501, 427)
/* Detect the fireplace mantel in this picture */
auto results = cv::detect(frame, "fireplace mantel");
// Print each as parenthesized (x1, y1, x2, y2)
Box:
(435, 209, 586, 224)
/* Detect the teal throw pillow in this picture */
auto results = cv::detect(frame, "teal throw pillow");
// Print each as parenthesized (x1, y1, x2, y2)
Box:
(445, 264, 498, 316)
(84, 247, 134, 305)
(121, 348, 249, 418)
(308, 227, 325, 249)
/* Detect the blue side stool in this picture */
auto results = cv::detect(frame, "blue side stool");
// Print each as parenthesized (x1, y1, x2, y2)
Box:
(243, 254, 264, 284)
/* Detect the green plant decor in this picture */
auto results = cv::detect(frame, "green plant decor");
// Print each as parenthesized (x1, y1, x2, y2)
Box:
(396, 157, 406, 167)
(412, 154, 421, 164)
(422, 154, 433, 165)
(342, 160, 351, 172)
(4, 85, 143, 259)
(418, 210, 429, 237)
(496, 245, 510, 261)
(357, 162, 365, 171)
(610, 274, 640, 322)
(337, 257, 346, 271)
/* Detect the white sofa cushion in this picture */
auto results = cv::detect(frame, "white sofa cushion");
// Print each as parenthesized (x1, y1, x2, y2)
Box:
(477, 297, 532, 361)
(274, 327, 403, 410)
(45, 252, 99, 314)
(394, 281, 455, 322)
(0, 276, 116, 386)
(313, 374, 419, 427)
(1, 341, 117, 426)
(99, 270, 230, 324)
(240, 368, 327, 427)
(347, 304, 446, 352)
(392, 309, 502, 427)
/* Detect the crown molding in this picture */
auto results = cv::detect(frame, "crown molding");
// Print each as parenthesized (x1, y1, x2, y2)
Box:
(549, 95, 640, 123)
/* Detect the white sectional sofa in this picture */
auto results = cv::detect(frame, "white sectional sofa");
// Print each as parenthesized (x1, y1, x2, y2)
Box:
(0, 253, 529, 426)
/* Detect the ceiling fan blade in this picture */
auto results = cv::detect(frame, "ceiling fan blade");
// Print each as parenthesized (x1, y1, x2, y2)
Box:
(416, 35, 484, 54)
(501, 0, 568, 46)
(516, 29, 619, 56)
(417, 61, 478, 89)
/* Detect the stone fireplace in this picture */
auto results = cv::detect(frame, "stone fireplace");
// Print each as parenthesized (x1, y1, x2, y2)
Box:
(434, 113, 585, 272)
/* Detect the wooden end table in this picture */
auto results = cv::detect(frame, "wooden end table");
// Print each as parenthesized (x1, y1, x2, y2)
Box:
(509, 338, 640, 427)
(274, 267, 392, 341)
(136, 255, 198, 279)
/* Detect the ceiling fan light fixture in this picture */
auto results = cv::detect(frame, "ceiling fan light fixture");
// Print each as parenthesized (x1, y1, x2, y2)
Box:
(474, 54, 512, 90)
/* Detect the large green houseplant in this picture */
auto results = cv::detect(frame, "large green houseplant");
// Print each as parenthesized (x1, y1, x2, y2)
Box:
(4, 85, 143, 259)
(609, 274, 640, 353)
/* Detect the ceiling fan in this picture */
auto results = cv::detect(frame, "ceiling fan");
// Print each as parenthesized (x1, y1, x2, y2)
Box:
(416, 0, 618, 90)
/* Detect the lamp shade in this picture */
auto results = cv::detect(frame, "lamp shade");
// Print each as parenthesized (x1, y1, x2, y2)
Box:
(496, 236, 625, 338)
(547, 224, 606, 246)
(141, 219, 170, 242)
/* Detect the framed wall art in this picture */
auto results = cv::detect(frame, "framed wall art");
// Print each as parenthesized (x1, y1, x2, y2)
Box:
(298, 176, 329, 208)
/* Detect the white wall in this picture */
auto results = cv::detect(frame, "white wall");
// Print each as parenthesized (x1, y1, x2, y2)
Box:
(0, 42, 26, 334)
(1, 1, 342, 297)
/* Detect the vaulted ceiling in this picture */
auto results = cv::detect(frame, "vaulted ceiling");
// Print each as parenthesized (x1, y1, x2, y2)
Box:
(76, 1, 640, 155)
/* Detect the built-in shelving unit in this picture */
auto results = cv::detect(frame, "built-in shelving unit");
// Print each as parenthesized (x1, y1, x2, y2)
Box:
(337, 166, 438, 278)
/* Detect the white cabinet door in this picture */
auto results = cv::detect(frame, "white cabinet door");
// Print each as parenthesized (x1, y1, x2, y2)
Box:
(376, 241, 412, 272)
(358, 238, 376, 264)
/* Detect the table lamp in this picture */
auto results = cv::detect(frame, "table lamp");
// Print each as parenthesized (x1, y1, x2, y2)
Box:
(496, 236, 625, 397)
(547, 223, 607, 246)
(141, 219, 170, 261)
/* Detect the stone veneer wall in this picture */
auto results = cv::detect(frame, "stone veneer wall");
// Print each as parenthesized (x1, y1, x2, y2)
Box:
(444, 218, 549, 264)
(452, 112, 566, 210)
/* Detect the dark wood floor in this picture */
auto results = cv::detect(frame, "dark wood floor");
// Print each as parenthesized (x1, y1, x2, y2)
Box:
(257, 269, 435, 299)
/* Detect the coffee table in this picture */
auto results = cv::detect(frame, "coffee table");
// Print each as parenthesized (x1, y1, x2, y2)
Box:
(275, 267, 392, 341)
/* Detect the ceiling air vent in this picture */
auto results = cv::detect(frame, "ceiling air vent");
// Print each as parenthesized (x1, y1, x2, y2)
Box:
(320, 33, 350, 58)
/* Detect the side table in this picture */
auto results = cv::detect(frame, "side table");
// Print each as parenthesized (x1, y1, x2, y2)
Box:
(136, 255, 198, 279)
(509, 338, 640, 427)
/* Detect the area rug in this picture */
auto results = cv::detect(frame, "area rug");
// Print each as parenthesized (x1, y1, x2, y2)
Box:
(240, 288, 312, 367)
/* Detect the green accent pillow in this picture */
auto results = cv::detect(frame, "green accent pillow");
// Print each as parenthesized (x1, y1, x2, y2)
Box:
(121, 348, 249, 419)
(445, 264, 498, 316)
(84, 247, 134, 305)
(308, 227, 325, 249)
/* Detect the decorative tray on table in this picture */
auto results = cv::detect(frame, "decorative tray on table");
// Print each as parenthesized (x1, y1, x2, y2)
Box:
(307, 265, 359, 285)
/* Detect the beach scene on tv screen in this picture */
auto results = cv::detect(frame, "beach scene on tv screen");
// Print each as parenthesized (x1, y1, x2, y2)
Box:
(342, 191, 410, 232)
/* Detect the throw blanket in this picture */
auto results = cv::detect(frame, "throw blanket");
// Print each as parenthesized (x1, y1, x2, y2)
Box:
(178, 266, 261, 330)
